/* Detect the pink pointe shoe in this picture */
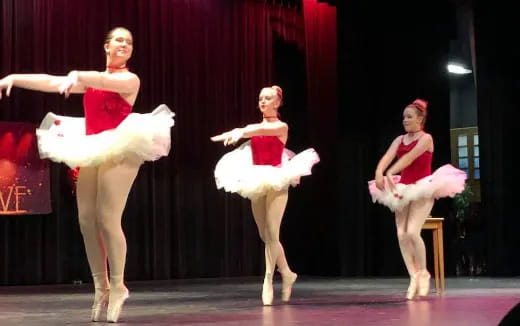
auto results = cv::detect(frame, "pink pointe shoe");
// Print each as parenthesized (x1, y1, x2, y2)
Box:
(406, 272, 419, 300)
(106, 287, 129, 323)
(262, 273, 274, 306)
(91, 289, 109, 322)
(417, 271, 431, 297)
(91, 272, 110, 322)
(281, 271, 297, 302)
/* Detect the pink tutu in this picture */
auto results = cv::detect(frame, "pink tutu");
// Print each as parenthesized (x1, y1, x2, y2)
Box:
(368, 164, 467, 212)
(214, 140, 320, 200)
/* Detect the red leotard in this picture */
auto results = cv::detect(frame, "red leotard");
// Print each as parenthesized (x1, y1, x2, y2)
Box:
(396, 135, 432, 184)
(251, 136, 284, 166)
(83, 88, 132, 135)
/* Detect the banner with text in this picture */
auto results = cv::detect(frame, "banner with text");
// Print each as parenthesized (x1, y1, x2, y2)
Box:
(0, 122, 51, 215)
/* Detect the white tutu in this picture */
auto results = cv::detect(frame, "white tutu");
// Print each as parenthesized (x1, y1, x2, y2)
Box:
(368, 164, 467, 212)
(36, 104, 175, 168)
(215, 140, 320, 200)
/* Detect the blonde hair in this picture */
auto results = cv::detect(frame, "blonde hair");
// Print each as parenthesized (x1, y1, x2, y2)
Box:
(271, 85, 283, 101)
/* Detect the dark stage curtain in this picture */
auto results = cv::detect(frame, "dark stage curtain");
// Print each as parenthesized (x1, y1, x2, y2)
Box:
(473, 2, 517, 275)
(301, 0, 338, 275)
(335, 2, 455, 276)
(0, 0, 338, 284)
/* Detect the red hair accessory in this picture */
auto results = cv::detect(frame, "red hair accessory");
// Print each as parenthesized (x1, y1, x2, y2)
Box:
(408, 99, 428, 112)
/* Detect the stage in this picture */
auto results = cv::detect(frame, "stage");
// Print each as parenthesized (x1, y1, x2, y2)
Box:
(1, 277, 519, 325)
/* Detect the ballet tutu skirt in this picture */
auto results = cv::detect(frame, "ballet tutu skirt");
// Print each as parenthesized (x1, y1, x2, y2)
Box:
(36, 104, 175, 168)
(368, 164, 467, 212)
(214, 140, 320, 200)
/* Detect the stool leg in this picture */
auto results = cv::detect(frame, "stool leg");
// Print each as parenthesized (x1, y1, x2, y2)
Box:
(439, 224, 445, 293)
(433, 229, 440, 293)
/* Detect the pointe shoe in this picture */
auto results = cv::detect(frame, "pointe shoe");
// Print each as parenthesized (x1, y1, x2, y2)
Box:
(417, 271, 431, 297)
(91, 272, 110, 322)
(262, 273, 274, 306)
(406, 273, 418, 300)
(281, 271, 297, 302)
(107, 287, 129, 323)
(91, 290, 109, 322)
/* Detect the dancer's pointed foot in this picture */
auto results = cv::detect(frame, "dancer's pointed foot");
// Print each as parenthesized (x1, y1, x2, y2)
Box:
(406, 272, 419, 300)
(280, 271, 297, 302)
(262, 273, 274, 306)
(417, 270, 431, 297)
(91, 272, 110, 322)
(107, 286, 129, 323)
(91, 289, 109, 322)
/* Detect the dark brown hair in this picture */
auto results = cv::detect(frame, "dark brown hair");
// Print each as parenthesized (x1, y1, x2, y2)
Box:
(104, 27, 132, 45)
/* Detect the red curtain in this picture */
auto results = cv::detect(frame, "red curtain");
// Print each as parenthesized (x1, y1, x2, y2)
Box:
(303, 0, 337, 160)
(0, 0, 338, 284)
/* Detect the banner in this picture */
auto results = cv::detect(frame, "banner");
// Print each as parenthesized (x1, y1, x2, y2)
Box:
(0, 122, 51, 215)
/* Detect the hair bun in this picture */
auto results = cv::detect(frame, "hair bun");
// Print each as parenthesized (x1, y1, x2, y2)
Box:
(412, 99, 428, 112)
(271, 85, 283, 100)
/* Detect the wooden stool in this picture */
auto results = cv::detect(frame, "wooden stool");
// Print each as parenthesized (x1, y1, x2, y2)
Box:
(422, 217, 445, 293)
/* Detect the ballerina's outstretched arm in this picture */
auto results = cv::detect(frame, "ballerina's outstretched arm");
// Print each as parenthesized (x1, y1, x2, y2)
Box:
(0, 73, 86, 99)
(0, 70, 139, 100)
(211, 121, 288, 146)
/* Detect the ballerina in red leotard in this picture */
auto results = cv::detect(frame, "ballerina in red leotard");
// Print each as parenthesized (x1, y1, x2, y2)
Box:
(368, 99, 466, 299)
(211, 85, 319, 305)
(0, 27, 174, 322)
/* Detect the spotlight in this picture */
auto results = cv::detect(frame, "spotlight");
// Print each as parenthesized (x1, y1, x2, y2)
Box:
(447, 63, 472, 74)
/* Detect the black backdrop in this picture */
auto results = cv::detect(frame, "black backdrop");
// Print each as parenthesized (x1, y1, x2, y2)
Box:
(335, 1, 454, 276)
(473, 0, 517, 276)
